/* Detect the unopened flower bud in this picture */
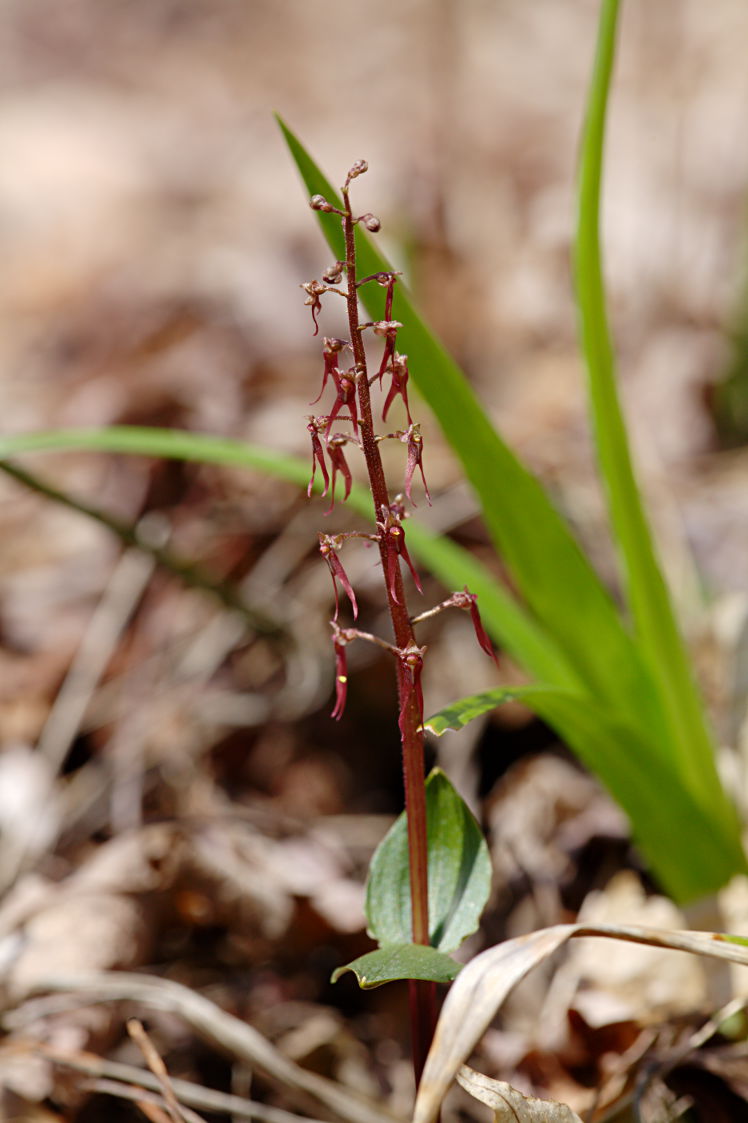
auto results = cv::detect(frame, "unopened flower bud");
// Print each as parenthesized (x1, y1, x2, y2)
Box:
(372, 320, 401, 337)
(348, 160, 369, 180)
(301, 279, 326, 297)
(360, 212, 381, 233)
(389, 495, 407, 521)
(322, 261, 345, 284)
(310, 194, 333, 212)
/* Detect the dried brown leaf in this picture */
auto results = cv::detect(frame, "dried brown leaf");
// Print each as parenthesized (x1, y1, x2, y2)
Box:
(456, 1066, 582, 1123)
(413, 923, 748, 1123)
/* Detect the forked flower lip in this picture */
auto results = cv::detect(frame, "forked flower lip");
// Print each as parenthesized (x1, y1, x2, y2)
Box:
(319, 532, 358, 620)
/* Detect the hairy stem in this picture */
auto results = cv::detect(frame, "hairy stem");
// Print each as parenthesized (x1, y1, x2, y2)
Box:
(341, 187, 434, 1081)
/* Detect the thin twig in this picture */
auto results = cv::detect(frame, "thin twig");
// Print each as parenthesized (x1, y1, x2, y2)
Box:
(15, 971, 399, 1123)
(34, 1043, 328, 1123)
(128, 1018, 193, 1123)
(90, 1080, 206, 1123)
(0, 543, 157, 894)
(0, 458, 281, 636)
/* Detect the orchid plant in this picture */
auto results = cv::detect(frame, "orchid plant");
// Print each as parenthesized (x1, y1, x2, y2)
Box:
(300, 161, 494, 1084)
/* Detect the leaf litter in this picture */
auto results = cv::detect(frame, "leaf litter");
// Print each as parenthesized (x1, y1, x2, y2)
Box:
(2, 1, 748, 1121)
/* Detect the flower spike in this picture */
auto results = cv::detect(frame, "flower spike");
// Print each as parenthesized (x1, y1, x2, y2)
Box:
(319, 533, 358, 620)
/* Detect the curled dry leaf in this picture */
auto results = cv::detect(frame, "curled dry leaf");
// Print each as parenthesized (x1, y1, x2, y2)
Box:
(457, 1065, 582, 1123)
(413, 923, 748, 1123)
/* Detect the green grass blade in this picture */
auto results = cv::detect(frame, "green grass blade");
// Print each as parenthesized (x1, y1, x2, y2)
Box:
(278, 116, 661, 726)
(574, 0, 726, 805)
(0, 426, 315, 483)
(425, 685, 748, 901)
(0, 426, 570, 683)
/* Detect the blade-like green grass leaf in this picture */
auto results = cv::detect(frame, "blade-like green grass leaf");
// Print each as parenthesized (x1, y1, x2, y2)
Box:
(574, 0, 726, 810)
(278, 116, 663, 732)
(366, 769, 491, 952)
(425, 685, 747, 901)
(331, 944, 461, 989)
(0, 426, 570, 680)
(0, 427, 314, 484)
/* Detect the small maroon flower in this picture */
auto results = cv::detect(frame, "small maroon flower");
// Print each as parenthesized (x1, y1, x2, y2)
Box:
(388, 494, 407, 521)
(307, 417, 330, 498)
(325, 435, 353, 514)
(346, 159, 368, 182)
(401, 422, 431, 506)
(319, 533, 358, 620)
(377, 507, 423, 603)
(452, 587, 498, 664)
(301, 280, 327, 335)
(322, 262, 345, 285)
(311, 337, 348, 405)
(358, 212, 381, 233)
(331, 626, 350, 720)
(397, 643, 427, 737)
(325, 369, 359, 437)
(373, 320, 402, 388)
(382, 353, 413, 424)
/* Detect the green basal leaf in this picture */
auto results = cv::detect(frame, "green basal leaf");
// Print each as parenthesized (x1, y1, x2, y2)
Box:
(366, 769, 491, 952)
(331, 944, 461, 989)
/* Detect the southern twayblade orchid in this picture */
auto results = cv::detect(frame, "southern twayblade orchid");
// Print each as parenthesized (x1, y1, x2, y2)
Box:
(302, 161, 498, 1087)
(382, 352, 413, 424)
(377, 504, 423, 603)
(401, 422, 430, 506)
(306, 416, 330, 498)
(319, 533, 358, 620)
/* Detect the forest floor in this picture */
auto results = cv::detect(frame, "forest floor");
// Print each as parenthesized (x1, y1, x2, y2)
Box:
(2, 2, 748, 1120)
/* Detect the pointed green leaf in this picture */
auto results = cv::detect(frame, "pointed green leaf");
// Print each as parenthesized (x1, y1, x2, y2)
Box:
(0, 426, 571, 683)
(366, 769, 491, 952)
(574, 0, 725, 812)
(425, 685, 747, 901)
(331, 944, 461, 989)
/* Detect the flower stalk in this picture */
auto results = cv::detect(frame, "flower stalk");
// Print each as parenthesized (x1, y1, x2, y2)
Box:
(302, 162, 497, 1086)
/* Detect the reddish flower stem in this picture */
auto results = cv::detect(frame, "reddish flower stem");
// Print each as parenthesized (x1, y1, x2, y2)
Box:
(341, 185, 435, 1083)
